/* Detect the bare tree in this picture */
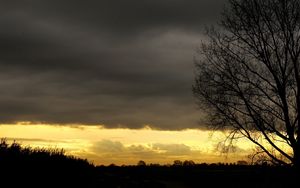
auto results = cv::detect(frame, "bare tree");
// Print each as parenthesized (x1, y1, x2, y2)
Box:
(193, 0, 300, 166)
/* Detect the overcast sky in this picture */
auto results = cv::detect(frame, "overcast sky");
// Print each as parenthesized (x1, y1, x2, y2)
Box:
(0, 0, 226, 130)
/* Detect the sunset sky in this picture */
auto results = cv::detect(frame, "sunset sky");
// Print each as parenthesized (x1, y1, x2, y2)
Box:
(0, 0, 254, 165)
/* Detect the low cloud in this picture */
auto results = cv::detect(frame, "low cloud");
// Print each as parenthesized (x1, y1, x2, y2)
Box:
(91, 140, 125, 153)
(214, 142, 248, 154)
(88, 140, 200, 165)
(152, 143, 191, 155)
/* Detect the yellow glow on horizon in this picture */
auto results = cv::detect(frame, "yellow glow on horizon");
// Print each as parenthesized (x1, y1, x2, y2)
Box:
(0, 123, 254, 165)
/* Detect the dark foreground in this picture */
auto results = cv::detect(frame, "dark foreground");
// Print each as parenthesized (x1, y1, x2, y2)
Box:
(2, 163, 298, 188)
(94, 165, 299, 188)
(0, 141, 298, 188)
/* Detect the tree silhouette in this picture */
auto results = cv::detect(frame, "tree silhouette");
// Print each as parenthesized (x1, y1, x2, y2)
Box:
(137, 160, 146, 166)
(173, 160, 183, 166)
(183, 160, 195, 166)
(193, 0, 300, 166)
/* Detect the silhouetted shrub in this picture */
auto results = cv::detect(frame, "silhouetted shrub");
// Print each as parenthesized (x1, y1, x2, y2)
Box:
(0, 139, 96, 187)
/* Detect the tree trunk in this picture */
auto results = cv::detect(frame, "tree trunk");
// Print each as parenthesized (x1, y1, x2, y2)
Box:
(294, 142, 300, 168)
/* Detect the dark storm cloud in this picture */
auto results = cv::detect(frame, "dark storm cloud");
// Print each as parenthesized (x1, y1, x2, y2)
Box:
(1, 0, 224, 34)
(0, 0, 226, 129)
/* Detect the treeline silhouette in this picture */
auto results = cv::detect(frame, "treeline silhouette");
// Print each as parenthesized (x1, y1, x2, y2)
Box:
(96, 163, 298, 188)
(0, 139, 298, 188)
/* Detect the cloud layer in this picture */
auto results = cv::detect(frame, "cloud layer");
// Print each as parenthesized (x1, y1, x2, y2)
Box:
(0, 0, 226, 129)
(88, 140, 199, 165)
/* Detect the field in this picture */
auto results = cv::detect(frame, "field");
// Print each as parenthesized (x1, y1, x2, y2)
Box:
(94, 165, 298, 188)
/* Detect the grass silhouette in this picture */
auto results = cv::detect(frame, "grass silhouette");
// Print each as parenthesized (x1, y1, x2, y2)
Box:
(0, 139, 97, 187)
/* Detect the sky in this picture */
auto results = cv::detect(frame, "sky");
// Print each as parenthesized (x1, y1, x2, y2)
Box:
(0, 0, 226, 129)
(0, 0, 252, 165)
(0, 123, 252, 165)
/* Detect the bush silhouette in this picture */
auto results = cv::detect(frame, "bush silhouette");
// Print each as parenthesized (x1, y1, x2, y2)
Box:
(0, 139, 96, 187)
(0, 139, 92, 167)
